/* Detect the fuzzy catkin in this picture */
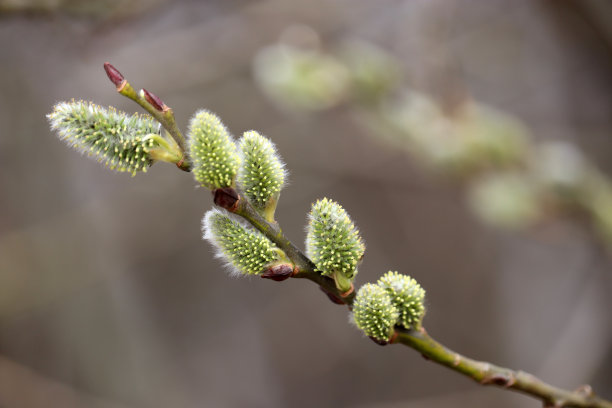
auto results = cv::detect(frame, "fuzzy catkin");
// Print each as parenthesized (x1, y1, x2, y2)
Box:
(187, 110, 240, 190)
(305, 198, 365, 279)
(237, 130, 286, 212)
(202, 209, 282, 276)
(47, 100, 159, 175)
(378, 271, 426, 330)
(352, 283, 399, 342)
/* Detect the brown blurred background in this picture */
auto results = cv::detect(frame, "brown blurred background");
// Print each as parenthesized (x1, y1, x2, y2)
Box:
(0, 0, 611, 407)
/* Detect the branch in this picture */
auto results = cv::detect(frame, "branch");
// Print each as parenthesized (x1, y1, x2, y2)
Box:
(394, 327, 612, 408)
(89, 63, 610, 408)
(103, 63, 191, 171)
(213, 187, 355, 304)
(212, 186, 610, 407)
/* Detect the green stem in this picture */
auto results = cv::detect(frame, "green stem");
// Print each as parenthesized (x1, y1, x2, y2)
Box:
(395, 327, 612, 408)
(117, 81, 188, 156)
(99, 62, 610, 408)
(232, 195, 355, 304)
(231, 192, 610, 406)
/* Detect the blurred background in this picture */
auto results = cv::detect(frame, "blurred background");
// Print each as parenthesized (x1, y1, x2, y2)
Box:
(1, 0, 611, 407)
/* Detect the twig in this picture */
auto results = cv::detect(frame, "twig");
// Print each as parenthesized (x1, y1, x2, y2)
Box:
(213, 187, 354, 304)
(394, 327, 612, 408)
(96, 63, 611, 407)
(211, 187, 610, 407)
(103, 63, 191, 171)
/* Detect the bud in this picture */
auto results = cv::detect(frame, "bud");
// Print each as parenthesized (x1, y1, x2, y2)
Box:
(202, 209, 286, 276)
(103, 62, 125, 88)
(352, 283, 398, 342)
(378, 271, 426, 330)
(261, 264, 295, 281)
(187, 110, 240, 190)
(305, 198, 365, 292)
(47, 100, 160, 175)
(237, 130, 286, 220)
(141, 89, 166, 112)
(213, 187, 240, 211)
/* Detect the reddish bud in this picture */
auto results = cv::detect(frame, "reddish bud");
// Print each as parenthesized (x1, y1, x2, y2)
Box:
(142, 88, 166, 111)
(261, 264, 295, 281)
(319, 286, 345, 305)
(213, 187, 239, 211)
(103, 62, 125, 87)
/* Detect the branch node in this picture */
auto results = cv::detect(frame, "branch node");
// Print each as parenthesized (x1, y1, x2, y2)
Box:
(176, 156, 190, 172)
(481, 373, 515, 388)
(319, 287, 345, 305)
(339, 284, 354, 298)
(117, 81, 128, 93)
(575, 385, 593, 397)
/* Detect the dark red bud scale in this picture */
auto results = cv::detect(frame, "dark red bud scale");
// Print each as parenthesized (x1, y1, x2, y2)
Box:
(213, 187, 239, 211)
(261, 264, 295, 281)
(142, 88, 166, 111)
(103, 62, 125, 87)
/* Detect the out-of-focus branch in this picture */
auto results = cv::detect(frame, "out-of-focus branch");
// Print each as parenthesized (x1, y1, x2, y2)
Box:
(253, 37, 612, 251)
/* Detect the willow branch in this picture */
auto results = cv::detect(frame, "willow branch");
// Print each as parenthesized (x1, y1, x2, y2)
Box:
(394, 327, 612, 408)
(92, 66, 610, 406)
(103, 63, 191, 171)
(212, 185, 611, 406)
(212, 187, 355, 304)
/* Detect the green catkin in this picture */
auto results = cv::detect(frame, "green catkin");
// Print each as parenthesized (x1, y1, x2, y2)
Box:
(202, 209, 283, 276)
(237, 130, 286, 217)
(47, 100, 159, 175)
(378, 271, 426, 330)
(187, 110, 240, 190)
(305, 198, 365, 288)
(352, 283, 399, 342)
